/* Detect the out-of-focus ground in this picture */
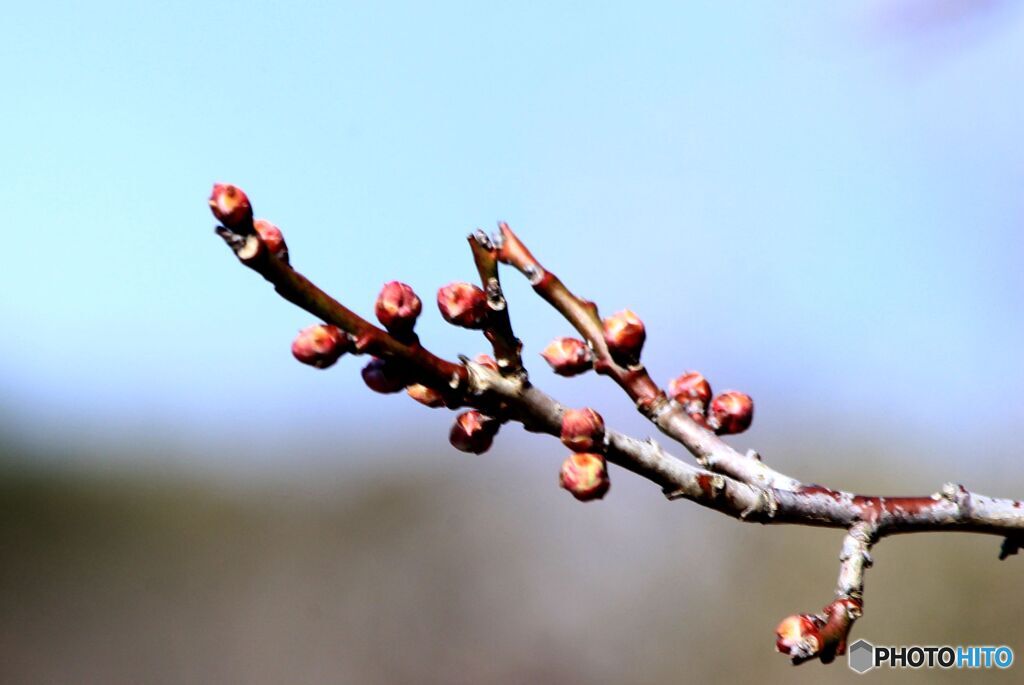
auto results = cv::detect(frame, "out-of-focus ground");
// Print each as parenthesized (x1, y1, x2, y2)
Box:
(1, 428, 1019, 684)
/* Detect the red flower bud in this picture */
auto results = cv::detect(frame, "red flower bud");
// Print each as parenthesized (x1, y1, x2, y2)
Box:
(602, 310, 645, 365)
(668, 371, 712, 413)
(361, 358, 408, 394)
(560, 408, 606, 452)
(375, 281, 422, 333)
(707, 391, 754, 435)
(254, 219, 288, 261)
(437, 282, 488, 329)
(559, 452, 610, 501)
(775, 614, 822, 658)
(473, 353, 500, 372)
(406, 383, 445, 408)
(541, 337, 593, 376)
(826, 597, 863, 622)
(209, 183, 253, 231)
(291, 324, 348, 369)
(449, 410, 499, 454)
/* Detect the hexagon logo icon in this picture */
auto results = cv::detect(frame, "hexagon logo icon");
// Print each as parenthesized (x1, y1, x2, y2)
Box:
(848, 639, 875, 674)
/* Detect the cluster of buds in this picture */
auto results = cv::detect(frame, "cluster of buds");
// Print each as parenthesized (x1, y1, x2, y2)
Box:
(558, 407, 609, 501)
(437, 282, 488, 329)
(449, 410, 501, 454)
(210, 184, 289, 262)
(603, 309, 645, 366)
(541, 337, 593, 376)
(291, 324, 350, 369)
(668, 370, 754, 436)
(775, 614, 823, 660)
(375, 281, 422, 336)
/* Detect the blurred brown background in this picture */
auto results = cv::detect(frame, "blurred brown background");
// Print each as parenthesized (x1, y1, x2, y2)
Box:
(1, 425, 1020, 684)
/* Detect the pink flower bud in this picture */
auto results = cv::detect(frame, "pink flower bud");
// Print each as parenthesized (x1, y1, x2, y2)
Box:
(361, 358, 408, 394)
(775, 614, 822, 658)
(406, 383, 444, 408)
(560, 408, 606, 452)
(602, 310, 645, 365)
(707, 391, 754, 435)
(541, 337, 593, 376)
(668, 371, 712, 412)
(254, 219, 288, 261)
(437, 282, 488, 329)
(473, 353, 500, 372)
(209, 183, 253, 231)
(291, 324, 348, 369)
(559, 452, 610, 501)
(449, 410, 499, 454)
(375, 281, 422, 333)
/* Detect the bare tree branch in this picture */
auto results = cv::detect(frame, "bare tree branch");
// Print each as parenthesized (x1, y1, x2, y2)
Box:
(210, 184, 1024, 666)
(493, 222, 802, 491)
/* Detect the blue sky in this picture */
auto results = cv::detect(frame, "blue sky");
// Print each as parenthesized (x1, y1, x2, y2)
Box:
(2, 2, 1023, 468)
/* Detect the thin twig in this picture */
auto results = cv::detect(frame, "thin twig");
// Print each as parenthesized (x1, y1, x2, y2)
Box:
(468, 231, 524, 378)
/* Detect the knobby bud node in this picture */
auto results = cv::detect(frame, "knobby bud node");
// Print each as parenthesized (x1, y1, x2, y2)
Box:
(375, 281, 422, 334)
(602, 310, 646, 365)
(668, 371, 712, 413)
(253, 219, 288, 261)
(560, 408, 606, 453)
(708, 390, 754, 435)
(291, 324, 349, 369)
(449, 410, 499, 454)
(209, 183, 253, 231)
(559, 452, 610, 501)
(437, 282, 489, 329)
(541, 337, 593, 376)
(775, 614, 822, 659)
